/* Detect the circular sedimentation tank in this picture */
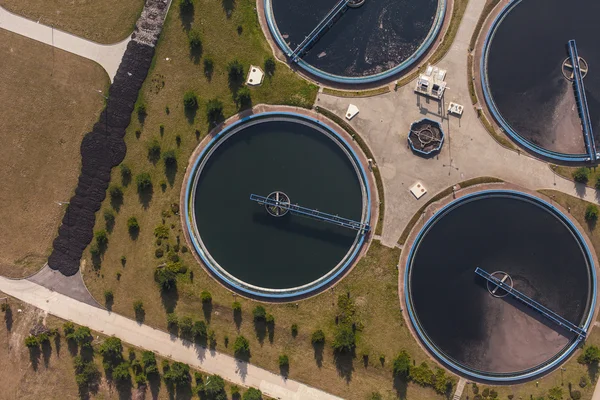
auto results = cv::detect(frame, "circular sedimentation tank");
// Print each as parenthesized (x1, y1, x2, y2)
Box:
(481, 0, 600, 162)
(184, 112, 371, 300)
(404, 190, 596, 381)
(264, 0, 447, 84)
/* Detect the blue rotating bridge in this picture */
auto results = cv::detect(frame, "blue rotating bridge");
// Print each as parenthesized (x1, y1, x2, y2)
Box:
(250, 192, 370, 234)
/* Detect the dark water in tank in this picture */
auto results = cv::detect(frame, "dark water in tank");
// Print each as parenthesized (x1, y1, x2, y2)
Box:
(487, 0, 600, 154)
(193, 119, 363, 289)
(409, 194, 591, 374)
(272, 0, 438, 77)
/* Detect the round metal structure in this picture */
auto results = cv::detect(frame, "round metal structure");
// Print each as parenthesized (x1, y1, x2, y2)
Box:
(408, 118, 445, 155)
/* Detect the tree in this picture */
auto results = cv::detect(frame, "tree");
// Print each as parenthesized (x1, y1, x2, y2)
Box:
(120, 164, 131, 182)
(179, 316, 194, 336)
(112, 362, 131, 382)
(204, 57, 214, 79)
(68, 326, 93, 348)
(252, 305, 266, 321)
(109, 184, 123, 200)
(393, 350, 411, 377)
(163, 150, 177, 167)
(155, 266, 177, 291)
(73, 355, 100, 389)
(136, 172, 152, 192)
(233, 335, 250, 358)
(183, 91, 198, 111)
(264, 56, 276, 76)
(188, 30, 202, 51)
(585, 204, 599, 222)
(227, 60, 245, 84)
(332, 325, 355, 353)
(164, 361, 190, 386)
(236, 87, 252, 109)
(147, 138, 161, 160)
(547, 386, 563, 400)
(99, 337, 123, 359)
(24, 335, 39, 348)
(136, 102, 147, 119)
(232, 301, 242, 312)
(201, 290, 212, 303)
(167, 313, 179, 328)
(578, 345, 600, 364)
(278, 354, 289, 368)
(573, 167, 590, 183)
(133, 300, 144, 314)
(104, 210, 115, 228)
(63, 321, 75, 336)
(206, 98, 224, 125)
(311, 329, 325, 344)
(433, 367, 453, 395)
(193, 320, 207, 340)
(95, 230, 108, 247)
(204, 374, 226, 399)
(127, 217, 139, 234)
(243, 387, 263, 400)
(141, 351, 158, 375)
(179, 0, 193, 13)
(409, 362, 434, 387)
(104, 290, 114, 304)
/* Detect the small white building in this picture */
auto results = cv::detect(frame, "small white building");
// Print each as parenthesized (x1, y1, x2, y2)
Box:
(414, 65, 447, 100)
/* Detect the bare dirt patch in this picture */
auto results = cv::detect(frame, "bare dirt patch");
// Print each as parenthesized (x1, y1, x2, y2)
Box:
(0, 0, 145, 44)
(0, 30, 108, 278)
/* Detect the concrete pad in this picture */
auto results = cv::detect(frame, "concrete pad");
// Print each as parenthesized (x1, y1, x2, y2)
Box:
(246, 65, 264, 86)
(346, 104, 359, 120)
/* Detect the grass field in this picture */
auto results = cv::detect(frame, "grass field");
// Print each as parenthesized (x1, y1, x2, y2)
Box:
(553, 165, 600, 190)
(0, 294, 247, 400)
(0, 30, 109, 278)
(0, 0, 145, 44)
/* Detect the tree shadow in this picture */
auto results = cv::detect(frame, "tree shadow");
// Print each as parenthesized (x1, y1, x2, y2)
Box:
(202, 302, 212, 324)
(267, 320, 275, 344)
(166, 163, 178, 188)
(122, 173, 131, 188)
(312, 342, 324, 368)
(588, 362, 599, 383)
(222, 0, 235, 18)
(54, 334, 61, 357)
(179, 4, 194, 32)
(185, 106, 198, 125)
(138, 185, 154, 209)
(4, 307, 12, 332)
(233, 309, 242, 331)
(67, 338, 79, 356)
(254, 320, 266, 345)
(279, 363, 289, 379)
(41, 341, 52, 368)
(135, 308, 146, 324)
(29, 346, 41, 371)
(190, 44, 202, 65)
(105, 218, 115, 233)
(116, 379, 133, 400)
(148, 373, 161, 400)
(110, 196, 123, 213)
(161, 287, 179, 315)
(393, 376, 408, 400)
(333, 349, 354, 383)
(362, 354, 369, 368)
(129, 227, 140, 241)
(106, 297, 114, 312)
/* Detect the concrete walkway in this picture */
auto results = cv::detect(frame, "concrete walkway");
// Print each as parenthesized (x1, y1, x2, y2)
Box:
(316, 0, 600, 247)
(0, 277, 342, 400)
(0, 5, 129, 81)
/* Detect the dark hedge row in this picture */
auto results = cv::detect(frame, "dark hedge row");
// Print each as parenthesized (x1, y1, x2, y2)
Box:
(48, 41, 155, 275)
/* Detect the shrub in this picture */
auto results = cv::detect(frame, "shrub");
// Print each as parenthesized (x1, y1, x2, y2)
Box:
(95, 230, 108, 247)
(233, 335, 250, 357)
(68, 326, 93, 347)
(573, 167, 590, 183)
(109, 184, 123, 200)
(236, 86, 251, 109)
(227, 60, 245, 83)
(104, 210, 115, 227)
(547, 386, 563, 400)
(278, 354, 289, 367)
(154, 224, 170, 239)
(232, 301, 242, 312)
(147, 138, 161, 160)
(243, 388, 263, 400)
(162, 150, 177, 167)
(206, 98, 224, 125)
(142, 351, 157, 371)
(409, 362, 434, 387)
(0, 303, 8, 312)
(179, 316, 194, 335)
(311, 329, 325, 344)
(164, 362, 190, 386)
(104, 290, 114, 303)
(571, 390, 582, 400)
(252, 305, 266, 321)
(291, 324, 298, 337)
(393, 350, 411, 377)
(99, 337, 123, 361)
(201, 290, 212, 303)
(192, 320, 207, 339)
(579, 375, 589, 387)
(585, 204, 599, 222)
(332, 325, 355, 353)
(112, 362, 131, 382)
(204, 374, 226, 398)
(155, 248, 164, 258)
(127, 217, 139, 234)
(136, 172, 152, 191)
(90, 243, 100, 257)
(433, 367, 453, 395)
(188, 30, 202, 50)
(183, 91, 198, 111)
(264, 56, 276, 76)
(155, 266, 177, 290)
(63, 321, 75, 336)
(265, 314, 274, 324)
(136, 102, 147, 119)
(134, 373, 146, 386)
(595, 177, 600, 190)
(73, 356, 100, 389)
(120, 164, 131, 181)
(24, 335, 39, 348)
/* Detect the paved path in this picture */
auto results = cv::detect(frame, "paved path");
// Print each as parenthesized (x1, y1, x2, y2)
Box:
(0, 5, 129, 81)
(453, 377, 467, 400)
(316, 0, 599, 247)
(0, 277, 342, 400)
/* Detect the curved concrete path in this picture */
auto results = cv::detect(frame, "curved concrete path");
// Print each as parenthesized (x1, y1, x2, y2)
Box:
(0, 276, 342, 400)
(0, 5, 129, 81)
